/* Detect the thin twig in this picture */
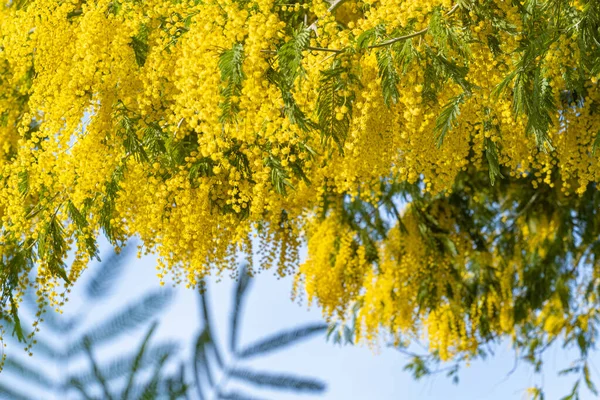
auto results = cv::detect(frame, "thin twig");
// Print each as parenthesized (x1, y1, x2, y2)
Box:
(305, 3, 461, 53)
(307, 46, 343, 54)
(370, 3, 460, 49)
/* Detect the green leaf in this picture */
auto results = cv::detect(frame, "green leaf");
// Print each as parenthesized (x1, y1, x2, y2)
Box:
(83, 337, 114, 400)
(592, 130, 600, 156)
(218, 43, 245, 124)
(17, 170, 28, 197)
(434, 94, 464, 147)
(9, 295, 25, 342)
(264, 156, 294, 196)
(197, 290, 224, 368)
(131, 24, 150, 67)
(316, 59, 356, 152)
(484, 138, 504, 185)
(142, 122, 167, 159)
(37, 214, 71, 284)
(135, 352, 170, 400)
(67, 200, 100, 260)
(583, 363, 598, 396)
(277, 25, 310, 84)
(428, 7, 470, 58)
(356, 27, 378, 50)
(100, 162, 127, 243)
(237, 323, 327, 359)
(192, 328, 213, 400)
(376, 47, 400, 107)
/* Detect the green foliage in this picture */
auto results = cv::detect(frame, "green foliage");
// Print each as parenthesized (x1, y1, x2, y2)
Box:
(376, 46, 400, 107)
(328, 166, 600, 398)
(219, 43, 246, 124)
(483, 138, 503, 185)
(272, 25, 314, 131)
(433, 94, 464, 147)
(316, 57, 357, 152)
(428, 6, 470, 59)
(131, 24, 150, 67)
(67, 200, 100, 261)
(263, 155, 293, 196)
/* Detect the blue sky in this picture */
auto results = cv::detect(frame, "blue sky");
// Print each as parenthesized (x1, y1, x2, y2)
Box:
(1, 240, 599, 400)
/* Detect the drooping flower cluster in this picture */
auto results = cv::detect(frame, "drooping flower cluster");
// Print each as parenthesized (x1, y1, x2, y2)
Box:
(1, 0, 600, 377)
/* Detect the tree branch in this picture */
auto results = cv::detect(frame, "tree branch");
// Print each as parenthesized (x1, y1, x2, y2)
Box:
(304, 3, 461, 53)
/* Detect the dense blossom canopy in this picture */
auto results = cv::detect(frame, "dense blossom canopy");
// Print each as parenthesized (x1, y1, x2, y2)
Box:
(1, 0, 600, 392)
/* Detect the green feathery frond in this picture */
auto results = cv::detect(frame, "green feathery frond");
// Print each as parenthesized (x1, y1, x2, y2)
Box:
(316, 58, 357, 152)
(219, 43, 245, 124)
(484, 138, 504, 186)
(131, 24, 150, 67)
(376, 47, 400, 107)
(434, 94, 465, 147)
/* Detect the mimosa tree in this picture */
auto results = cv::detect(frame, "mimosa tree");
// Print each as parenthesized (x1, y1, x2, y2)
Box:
(1, 0, 600, 396)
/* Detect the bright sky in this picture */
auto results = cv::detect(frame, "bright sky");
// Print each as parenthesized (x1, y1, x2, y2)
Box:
(2, 239, 599, 400)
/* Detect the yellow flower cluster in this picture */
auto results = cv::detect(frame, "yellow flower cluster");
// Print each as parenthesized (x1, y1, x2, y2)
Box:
(0, 0, 599, 365)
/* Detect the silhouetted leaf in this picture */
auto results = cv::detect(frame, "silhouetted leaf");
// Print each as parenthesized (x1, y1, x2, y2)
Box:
(83, 337, 114, 400)
(218, 391, 267, 400)
(123, 322, 158, 400)
(68, 289, 172, 356)
(85, 246, 134, 299)
(193, 328, 212, 400)
(229, 369, 326, 393)
(237, 323, 327, 359)
(135, 352, 170, 400)
(198, 291, 223, 368)
(0, 383, 38, 400)
(2, 358, 53, 389)
(230, 265, 252, 353)
(69, 342, 178, 385)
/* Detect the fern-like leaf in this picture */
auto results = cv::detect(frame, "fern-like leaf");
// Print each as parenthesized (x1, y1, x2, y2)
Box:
(122, 322, 159, 400)
(219, 43, 245, 124)
(68, 290, 172, 356)
(434, 94, 464, 147)
(230, 265, 252, 354)
(217, 391, 267, 400)
(229, 369, 326, 393)
(2, 358, 53, 389)
(484, 138, 504, 185)
(85, 246, 133, 299)
(376, 47, 400, 107)
(237, 323, 327, 359)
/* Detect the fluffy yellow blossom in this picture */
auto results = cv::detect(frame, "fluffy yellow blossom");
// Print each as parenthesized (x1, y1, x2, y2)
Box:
(1, 1, 600, 386)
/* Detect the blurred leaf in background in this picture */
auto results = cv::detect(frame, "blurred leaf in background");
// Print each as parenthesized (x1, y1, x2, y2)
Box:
(192, 265, 328, 400)
(0, 255, 330, 400)
(0, 245, 181, 399)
